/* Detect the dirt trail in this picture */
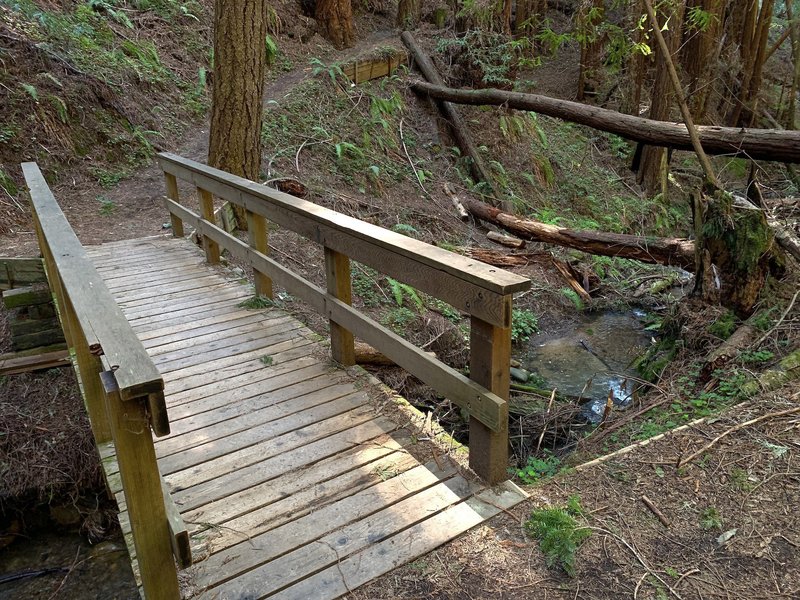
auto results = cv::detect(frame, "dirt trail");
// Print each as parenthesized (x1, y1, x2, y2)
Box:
(1, 29, 397, 257)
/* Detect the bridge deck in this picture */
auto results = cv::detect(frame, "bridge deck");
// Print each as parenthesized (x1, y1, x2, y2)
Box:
(86, 236, 526, 600)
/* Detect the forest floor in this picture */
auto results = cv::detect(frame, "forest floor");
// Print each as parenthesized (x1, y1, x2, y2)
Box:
(1, 2, 799, 599)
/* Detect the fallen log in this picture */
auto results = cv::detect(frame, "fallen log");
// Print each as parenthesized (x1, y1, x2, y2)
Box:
(465, 199, 696, 269)
(443, 183, 469, 221)
(401, 32, 498, 196)
(487, 231, 525, 249)
(410, 81, 800, 163)
(552, 257, 592, 303)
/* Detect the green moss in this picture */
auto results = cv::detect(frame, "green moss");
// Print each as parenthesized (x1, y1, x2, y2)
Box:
(708, 310, 737, 340)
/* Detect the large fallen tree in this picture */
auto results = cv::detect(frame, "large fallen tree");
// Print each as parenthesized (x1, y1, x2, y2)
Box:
(464, 199, 697, 269)
(410, 81, 800, 163)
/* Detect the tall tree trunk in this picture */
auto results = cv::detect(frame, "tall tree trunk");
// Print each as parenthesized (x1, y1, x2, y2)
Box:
(576, 0, 605, 101)
(208, 0, 269, 231)
(637, 0, 684, 197)
(785, 0, 800, 129)
(680, 0, 724, 122)
(316, 0, 354, 49)
(397, 0, 421, 29)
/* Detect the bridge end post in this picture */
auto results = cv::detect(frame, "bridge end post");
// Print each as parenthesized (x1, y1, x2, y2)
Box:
(164, 173, 184, 238)
(247, 210, 273, 298)
(197, 187, 221, 264)
(100, 372, 180, 600)
(324, 247, 355, 366)
(468, 297, 512, 485)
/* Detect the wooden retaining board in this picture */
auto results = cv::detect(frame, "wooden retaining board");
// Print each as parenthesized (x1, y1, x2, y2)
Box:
(89, 236, 527, 600)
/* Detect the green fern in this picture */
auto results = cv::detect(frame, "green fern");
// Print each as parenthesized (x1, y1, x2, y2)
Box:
(20, 83, 38, 101)
(386, 278, 424, 311)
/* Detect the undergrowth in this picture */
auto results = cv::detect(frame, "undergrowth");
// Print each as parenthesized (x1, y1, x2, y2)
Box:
(525, 495, 591, 576)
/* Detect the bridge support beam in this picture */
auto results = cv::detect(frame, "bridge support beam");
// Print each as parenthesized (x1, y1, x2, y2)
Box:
(247, 210, 273, 298)
(468, 301, 512, 485)
(101, 371, 180, 600)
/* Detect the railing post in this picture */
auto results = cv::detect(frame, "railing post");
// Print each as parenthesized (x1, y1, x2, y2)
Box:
(468, 296, 512, 484)
(164, 173, 184, 238)
(100, 371, 179, 600)
(246, 210, 273, 298)
(196, 187, 220, 264)
(324, 247, 355, 366)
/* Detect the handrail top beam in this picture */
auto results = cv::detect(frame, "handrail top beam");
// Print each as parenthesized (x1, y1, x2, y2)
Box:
(22, 162, 164, 404)
(157, 152, 531, 297)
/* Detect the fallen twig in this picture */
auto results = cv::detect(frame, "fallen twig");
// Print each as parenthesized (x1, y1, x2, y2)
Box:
(755, 289, 799, 347)
(640, 494, 671, 528)
(676, 406, 800, 467)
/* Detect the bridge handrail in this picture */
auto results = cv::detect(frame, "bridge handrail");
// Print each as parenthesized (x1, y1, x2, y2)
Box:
(23, 162, 182, 599)
(158, 152, 532, 484)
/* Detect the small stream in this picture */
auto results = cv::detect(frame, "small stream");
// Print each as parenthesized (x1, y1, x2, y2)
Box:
(0, 526, 138, 599)
(521, 309, 653, 422)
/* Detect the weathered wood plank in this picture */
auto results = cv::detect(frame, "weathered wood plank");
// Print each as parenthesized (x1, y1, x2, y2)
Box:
(3, 285, 52, 308)
(266, 481, 527, 600)
(0, 348, 70, 375)
(325, 247, 355, 366)
(157, 375, 350, 443)
(168, 418, 398, 512)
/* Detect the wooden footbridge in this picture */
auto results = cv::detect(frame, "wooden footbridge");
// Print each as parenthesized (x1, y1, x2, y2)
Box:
(22, 154, 531, 599)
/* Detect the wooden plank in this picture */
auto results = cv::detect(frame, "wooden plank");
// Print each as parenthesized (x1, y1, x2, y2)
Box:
(157, 392, 368, 471)
(102, 265, 211, 293)
(99, 371, 179, 599)
(23, 163, 164, 403)
(199, 464, 467, 596)
(164, 202, 506, 432)
(158, 153, 530, 317)
(0, 348, 70, 375)
(197, 187, 221, 264)
(167, 418, 398, 512)
(128, 297, 253, 331)
(113, 275, 228, 306)
(145, 315, 292, 357)
(156, 370, 346, 440)
(137, 308, 273, 343)
(10, 316, 61, 336)
(266, 481, 527, 600)
(181, 431, 408, 532)
(3, 285, 51, 308)
(0, 257, 45, 289)
(93, 252, 202, 273)
(162, 404, 374, 483)
(12, 327, 65, 351)
(162, 341, 315, 395)
(324, 247, 355, 366)
(143, 312, 279, 350)
(153, 325, 307, 375)
(123, 288, 251, 322)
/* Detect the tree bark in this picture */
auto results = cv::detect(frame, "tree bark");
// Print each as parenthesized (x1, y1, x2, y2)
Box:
(464, 199, 697, 269)
(409, 80, 800, 162)
(397, 0, 421, 29)
(316, 0, 354, 49)
(637, 0, 684, 196)
(208, 0, 269, 231)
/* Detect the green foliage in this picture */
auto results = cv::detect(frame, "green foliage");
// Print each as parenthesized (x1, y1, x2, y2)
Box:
(260, 354, 274, 366)
(750, 308, 774, 331)
(91, 167, 128, 188)
(514, 450, 561, 484)
(511, 308, 539, 343)
(699, 507, 723, 530)
(265, 34, 278, 67)
(238, 295, 274, 309)
(708, 310, 737, 340)
(310, 57, 345, 83)
(0, 170, 19, 198)
(561, 288, 584, 311)
(47, 95, 69, 123)
(20, 83, 39, 101)
(97, 195, 116, 215)
(391, 223, 419, 237)
(436, 30, 537, 88)
(386, 278, 424, 311)
(525, 496, 591, 576)
(686, 6, 716, 31)
(739, 349, 774, 364)
(382, 307, 417, 333)
(351, 264, 383, 307)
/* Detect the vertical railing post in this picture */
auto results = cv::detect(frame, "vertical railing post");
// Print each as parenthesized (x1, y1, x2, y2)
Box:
(246, 210, 273, 298)
(100, 371, 179, 600)
(468, 296, 512, 484)
(196, 187, 220, 264)
(324, 247, 355, 366)
(164, 173, 184, 238)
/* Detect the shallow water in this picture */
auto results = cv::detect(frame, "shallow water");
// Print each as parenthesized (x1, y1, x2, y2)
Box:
(0, 527, 138, 599)
(522, 310, 653, 421)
